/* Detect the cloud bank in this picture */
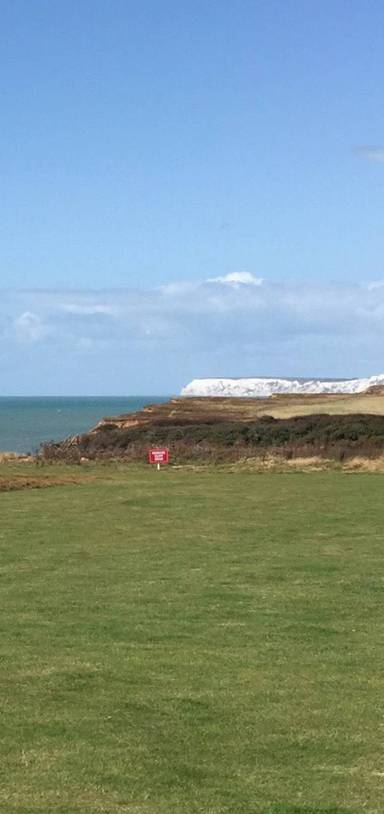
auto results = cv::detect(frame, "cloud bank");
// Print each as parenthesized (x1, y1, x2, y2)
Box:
(1, 276, 384, 394)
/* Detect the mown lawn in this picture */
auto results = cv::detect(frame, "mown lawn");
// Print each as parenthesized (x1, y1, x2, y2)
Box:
(1, 464, 384, 813)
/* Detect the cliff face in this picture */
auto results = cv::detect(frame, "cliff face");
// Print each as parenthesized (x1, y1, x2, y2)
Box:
(181, 374, 384, 397)
(41, 391, 384, 464)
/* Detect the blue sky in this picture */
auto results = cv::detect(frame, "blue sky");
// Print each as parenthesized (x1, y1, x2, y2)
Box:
(1, 1, 384, 393)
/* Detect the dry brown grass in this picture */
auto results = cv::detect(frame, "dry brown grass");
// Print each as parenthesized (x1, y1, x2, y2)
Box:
(266, 392, 384, 418)
(225, 455, 337, 473)
(187, 391, 384, 420)
(0, 464, 101, 492)
(225, 453, 384, 473)
(0, 475, 87, 492)
(343, 455, 384, 472)
(0, 452, 34, 463)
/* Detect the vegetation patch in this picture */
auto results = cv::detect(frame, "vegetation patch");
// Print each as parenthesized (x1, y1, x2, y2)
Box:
(42, 412, 384, 463)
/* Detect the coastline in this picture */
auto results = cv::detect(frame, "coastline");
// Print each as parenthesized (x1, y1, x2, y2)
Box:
(0, 395, 169, 454)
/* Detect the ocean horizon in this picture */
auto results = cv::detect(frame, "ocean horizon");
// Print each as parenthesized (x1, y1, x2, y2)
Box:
(0, 396, 170, 454)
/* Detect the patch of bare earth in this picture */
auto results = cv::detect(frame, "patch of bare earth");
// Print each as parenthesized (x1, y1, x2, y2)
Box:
(0, 475, 92, 492)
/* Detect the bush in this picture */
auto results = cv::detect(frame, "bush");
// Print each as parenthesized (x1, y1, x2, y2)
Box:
(41, 413, 384, 463)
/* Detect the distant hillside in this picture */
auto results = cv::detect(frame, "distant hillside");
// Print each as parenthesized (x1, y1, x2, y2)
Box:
(41, 390, 384, 463)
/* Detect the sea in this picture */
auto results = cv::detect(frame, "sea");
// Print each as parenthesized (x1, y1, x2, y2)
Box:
(0, 396, 169, 454)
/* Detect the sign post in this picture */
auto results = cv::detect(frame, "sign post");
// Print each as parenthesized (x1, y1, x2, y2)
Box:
(148, 448, 169, 470)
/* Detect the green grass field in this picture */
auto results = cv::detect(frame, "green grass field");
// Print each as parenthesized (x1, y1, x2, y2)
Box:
(1, 463, 384, 813)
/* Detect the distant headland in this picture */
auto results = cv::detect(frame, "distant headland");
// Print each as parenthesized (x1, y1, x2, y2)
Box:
(180, 374, 384, 398)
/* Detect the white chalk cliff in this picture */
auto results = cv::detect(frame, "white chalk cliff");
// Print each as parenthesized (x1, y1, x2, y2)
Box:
(181, 375, 384, 398)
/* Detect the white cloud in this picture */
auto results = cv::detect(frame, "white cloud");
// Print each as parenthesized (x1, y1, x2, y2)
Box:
(2, 277, 384, 392)
(207, 272, 263, 287)
(357, 146, 384, 163)
(13, 311, 48, 343)
(366, 281, 384, 291)
(3, 279, 384, 351)
(61, 303, 117, 316)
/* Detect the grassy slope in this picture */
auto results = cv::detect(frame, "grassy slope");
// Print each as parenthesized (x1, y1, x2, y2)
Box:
(173, 393, 384, 420)
(1, 463, 384, 813)
(265, 392, 384, 418)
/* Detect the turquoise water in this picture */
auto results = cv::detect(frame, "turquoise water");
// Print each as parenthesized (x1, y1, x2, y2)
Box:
(0, 397, 169, 454)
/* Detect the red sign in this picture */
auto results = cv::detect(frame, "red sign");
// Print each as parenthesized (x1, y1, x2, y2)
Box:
(148, 448, 169, 464)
